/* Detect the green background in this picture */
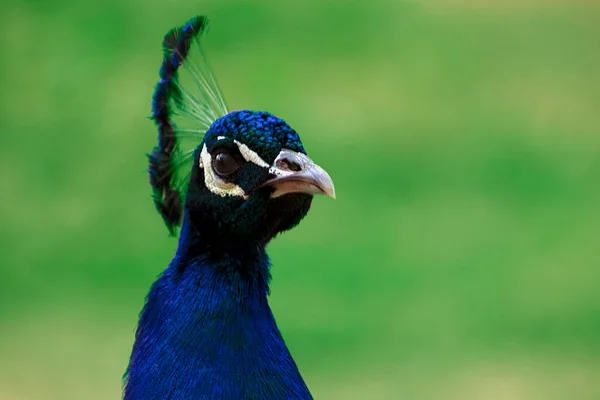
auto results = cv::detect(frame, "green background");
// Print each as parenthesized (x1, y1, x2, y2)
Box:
(1, 1, 599, 399)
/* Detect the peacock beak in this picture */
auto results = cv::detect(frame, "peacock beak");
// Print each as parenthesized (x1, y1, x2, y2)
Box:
(261, 149, 336, 199)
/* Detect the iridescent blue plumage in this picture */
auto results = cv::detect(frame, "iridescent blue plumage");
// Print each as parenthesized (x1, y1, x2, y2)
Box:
(208, 110, 306, 160)
(125, 16, 335, 400)
(124, 216, 312, 399)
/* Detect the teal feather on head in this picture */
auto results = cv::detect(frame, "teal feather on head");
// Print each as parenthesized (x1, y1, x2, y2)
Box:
(149, 15, 227, 235)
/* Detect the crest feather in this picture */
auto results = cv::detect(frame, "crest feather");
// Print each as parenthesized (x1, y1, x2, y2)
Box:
(148, 15, 228, 235)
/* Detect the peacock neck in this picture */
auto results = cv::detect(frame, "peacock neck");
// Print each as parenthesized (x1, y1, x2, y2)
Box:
(124, 214, 312, 400)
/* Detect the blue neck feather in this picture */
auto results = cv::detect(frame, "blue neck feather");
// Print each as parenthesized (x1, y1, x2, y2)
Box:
(124, 214, 312, 399)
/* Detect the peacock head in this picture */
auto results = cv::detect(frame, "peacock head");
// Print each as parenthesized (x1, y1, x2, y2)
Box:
(148, 16, 334, 245)
(185, 110, 334, 245)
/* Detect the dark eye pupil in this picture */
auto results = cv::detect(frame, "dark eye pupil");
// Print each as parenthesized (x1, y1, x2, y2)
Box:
(213, 151, 240, 176)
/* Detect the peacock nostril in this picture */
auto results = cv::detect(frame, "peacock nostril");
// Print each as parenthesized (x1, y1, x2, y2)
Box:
(276, 158, 302, 172)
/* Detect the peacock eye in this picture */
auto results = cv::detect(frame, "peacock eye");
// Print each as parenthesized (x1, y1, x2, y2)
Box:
(212, 150, 241, 176)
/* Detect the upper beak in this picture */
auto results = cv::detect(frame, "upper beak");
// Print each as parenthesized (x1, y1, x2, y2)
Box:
(261, 149, 336, 199)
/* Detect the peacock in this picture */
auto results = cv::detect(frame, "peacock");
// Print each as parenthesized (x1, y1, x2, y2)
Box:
(123, 16, 335, 400)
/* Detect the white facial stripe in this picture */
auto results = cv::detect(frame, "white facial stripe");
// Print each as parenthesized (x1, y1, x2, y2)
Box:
(233, 140, 270, 168)
(232, 141, 296, 178)
(199, 144, 248, 199)
(212, 136, 270, 168)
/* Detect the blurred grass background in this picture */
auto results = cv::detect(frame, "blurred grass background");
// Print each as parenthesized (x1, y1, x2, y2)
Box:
(1, 0, 599, 399)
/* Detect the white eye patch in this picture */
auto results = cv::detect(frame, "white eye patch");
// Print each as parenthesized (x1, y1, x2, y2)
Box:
(199, 138, 290, 199)
(199, 144, 248, 199)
